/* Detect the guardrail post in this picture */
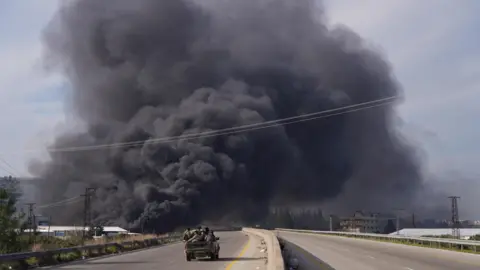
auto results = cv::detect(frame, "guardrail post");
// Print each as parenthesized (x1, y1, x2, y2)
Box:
(40, 251, 57, 266)
(115, 243, 124, 253)
(17, 259, 30, 270)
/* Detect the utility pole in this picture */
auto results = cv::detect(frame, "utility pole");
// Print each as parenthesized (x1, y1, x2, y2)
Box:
(25, 203, 35, 244)
(394, 208, 404, 235)
(449, 196, 461, 239)
(81, 188, 96, 244)
(329, 215, 333, 231)
(48, 216, 52, 237)
(412, 213, 416, 228)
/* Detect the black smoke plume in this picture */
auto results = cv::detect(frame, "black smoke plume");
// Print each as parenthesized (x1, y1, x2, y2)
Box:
(32, 0, 425, 232)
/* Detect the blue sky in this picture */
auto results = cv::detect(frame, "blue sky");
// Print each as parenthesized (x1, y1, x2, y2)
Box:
(0, 0, 479, 182)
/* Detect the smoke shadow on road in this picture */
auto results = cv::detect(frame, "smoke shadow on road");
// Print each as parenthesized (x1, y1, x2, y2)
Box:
(280, 238, 336, 270)
(85, 261, 156, 265)
(214, 257, 264, 262)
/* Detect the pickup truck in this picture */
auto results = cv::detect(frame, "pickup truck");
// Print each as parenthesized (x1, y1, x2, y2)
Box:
(185, 237, 220, 261)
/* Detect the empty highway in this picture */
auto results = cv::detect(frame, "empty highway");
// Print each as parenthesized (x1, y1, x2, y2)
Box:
(280, 231, 480, 270)
(45, 231, 266, 270)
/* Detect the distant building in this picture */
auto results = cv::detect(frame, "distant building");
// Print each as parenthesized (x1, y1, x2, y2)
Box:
(339, 211, 389, 233)
(35, 215, 51, 226)
(26, 226, 128, 238)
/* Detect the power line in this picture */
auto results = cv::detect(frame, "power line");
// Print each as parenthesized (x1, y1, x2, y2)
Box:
(0, 157, 21, 176)
(393, 208, 404, 235)
(82, 188, 96, 244)
(25, 203, 36, 244)
(37, 196, 83, 209)
(0, 162, 16, 177)
(29, 95, 397, 153)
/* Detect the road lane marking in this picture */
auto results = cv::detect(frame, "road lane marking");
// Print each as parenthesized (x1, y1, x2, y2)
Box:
(367, 255, 376, 259)
(225, 237, 250, 270)
(403, 267, 414, 270)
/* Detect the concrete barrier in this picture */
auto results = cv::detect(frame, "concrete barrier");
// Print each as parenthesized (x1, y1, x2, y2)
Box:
(243, 228, 284, 270)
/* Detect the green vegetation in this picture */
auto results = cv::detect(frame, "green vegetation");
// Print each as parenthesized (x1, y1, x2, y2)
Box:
(0, 179, 27, 254)
(469, 234, 480, 241)
(421, 234, 480, 241)
(422, 234, 456, 239)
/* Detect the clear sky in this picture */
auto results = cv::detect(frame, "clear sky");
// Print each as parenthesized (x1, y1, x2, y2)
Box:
(0, 0, 479, 182)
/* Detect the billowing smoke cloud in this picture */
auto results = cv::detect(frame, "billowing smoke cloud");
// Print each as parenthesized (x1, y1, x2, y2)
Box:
(32, 0, 427, 231)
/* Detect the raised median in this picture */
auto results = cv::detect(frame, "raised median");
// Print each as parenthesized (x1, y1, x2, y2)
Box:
(242, 228, 284, 270)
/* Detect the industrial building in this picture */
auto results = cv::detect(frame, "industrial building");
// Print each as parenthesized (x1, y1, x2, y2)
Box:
(30, 226, 128, 238)
(339, 211, 392, 233)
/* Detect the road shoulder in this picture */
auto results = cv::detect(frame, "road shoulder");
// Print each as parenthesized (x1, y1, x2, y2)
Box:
(227, 232, 267, 270)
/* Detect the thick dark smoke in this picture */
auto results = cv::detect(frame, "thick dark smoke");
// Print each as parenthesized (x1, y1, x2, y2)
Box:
(32, 0, 426, 231)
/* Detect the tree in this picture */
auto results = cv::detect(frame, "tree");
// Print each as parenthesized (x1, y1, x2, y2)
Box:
(0, 186, 25, 253)
(0, 176, 20, 200)
(88, 224, 105, 238)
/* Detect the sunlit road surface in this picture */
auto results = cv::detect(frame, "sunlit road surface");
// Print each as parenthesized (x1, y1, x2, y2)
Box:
(46, 231, 266, 270)
(280, 231, 480, 270)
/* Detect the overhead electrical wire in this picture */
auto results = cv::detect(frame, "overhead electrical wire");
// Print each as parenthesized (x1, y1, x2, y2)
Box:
(37, 196, 83, 209)
(22, 95, 398, 211)
(0, 157, 21, 176)
(0, 164, 15, 176)
(36, 95, 398, 153)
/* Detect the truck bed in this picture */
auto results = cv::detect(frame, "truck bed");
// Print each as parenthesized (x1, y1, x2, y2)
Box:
(185, 241, 211, 250)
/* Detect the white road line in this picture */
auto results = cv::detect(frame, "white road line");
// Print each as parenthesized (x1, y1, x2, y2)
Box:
(367, 255, 376, 259)
(403, 267, 415, 270)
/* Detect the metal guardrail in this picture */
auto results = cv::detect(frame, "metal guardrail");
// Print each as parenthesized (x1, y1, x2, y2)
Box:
(276, 229, 480, 252)
(0, 234, 181, 269)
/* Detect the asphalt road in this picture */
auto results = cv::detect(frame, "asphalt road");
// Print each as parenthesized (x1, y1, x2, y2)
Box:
(280, 231, 480, 270)
(47, 231, 256, 270)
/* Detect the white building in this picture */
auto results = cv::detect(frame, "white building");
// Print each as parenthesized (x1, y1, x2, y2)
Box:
(30, 226, 128, 238)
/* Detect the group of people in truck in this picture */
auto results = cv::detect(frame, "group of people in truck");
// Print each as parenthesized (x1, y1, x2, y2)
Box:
(183, 226, 217, 242)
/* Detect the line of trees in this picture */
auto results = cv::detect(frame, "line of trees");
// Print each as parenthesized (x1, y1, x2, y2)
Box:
(259, 208, 330, 230)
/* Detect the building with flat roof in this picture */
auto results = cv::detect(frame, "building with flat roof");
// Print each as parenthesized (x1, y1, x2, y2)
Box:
(340, 211, 394, 233)
(26, 226, 128, 238)
(340, 211, 380, 233)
